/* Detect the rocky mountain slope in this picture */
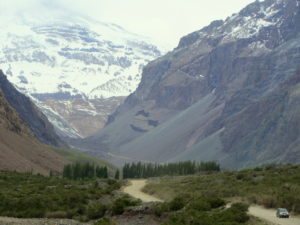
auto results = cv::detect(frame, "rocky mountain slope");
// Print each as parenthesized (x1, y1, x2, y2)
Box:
(0, 70, 66, 148)
(0, 2, 161, 137)
(0, 71, 114, 174)
(0, 81, 68, 175)
(79, 0, 300, 168)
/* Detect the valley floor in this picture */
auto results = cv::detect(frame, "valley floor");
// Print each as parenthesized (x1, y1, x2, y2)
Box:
(125, 178, 300, 225)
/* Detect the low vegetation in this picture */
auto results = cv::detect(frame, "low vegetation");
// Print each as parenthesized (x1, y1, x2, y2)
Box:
(144, 164, 300, 213)
(152, 195, 249, 225)
(0, 171, 136, 222)
(123, 161, 220, 178)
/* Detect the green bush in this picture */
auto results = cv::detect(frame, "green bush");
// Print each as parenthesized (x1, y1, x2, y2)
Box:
(45, 210, 68, 218)
(218, 203, 249, 223)
(188, 198, 211, 211)
(87, 203, 107, 220)
(94, 218, 115, 225)
(111, 199, 125, 215)
(154, 202, 169, 217)
(169, 196, 186, 211)
(162, 196, 249, 225)
(111, 196, 140, 215)
(207, 198, 225, 208)
(164, 210, 213, 225)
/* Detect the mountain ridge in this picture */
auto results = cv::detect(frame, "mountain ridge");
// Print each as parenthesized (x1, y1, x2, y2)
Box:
(76, 0, 300, 168)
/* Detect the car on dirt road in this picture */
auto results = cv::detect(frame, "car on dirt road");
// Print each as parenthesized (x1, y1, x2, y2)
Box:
(276, 208, 289, 218)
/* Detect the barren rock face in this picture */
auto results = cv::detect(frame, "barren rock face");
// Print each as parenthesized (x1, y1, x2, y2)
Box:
(77, 0, 300, 168)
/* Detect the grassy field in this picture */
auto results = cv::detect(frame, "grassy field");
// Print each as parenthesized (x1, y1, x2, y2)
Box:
(144, 164, 300, 213)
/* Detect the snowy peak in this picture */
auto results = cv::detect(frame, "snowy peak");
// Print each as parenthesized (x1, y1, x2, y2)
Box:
(1, 16, 161, 99)
(0, 2, 162, 138)
(178, 0, 299, 51)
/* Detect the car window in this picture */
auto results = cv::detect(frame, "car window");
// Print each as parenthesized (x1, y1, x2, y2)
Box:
(279, 209, 288, 212)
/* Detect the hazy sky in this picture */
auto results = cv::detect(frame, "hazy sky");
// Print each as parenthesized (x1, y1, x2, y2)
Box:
(2, 0, 255, 49)
(67, 0, 255, 49)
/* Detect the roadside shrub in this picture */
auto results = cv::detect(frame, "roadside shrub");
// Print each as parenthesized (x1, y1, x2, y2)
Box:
(112, 199, 125, 215)
(169, 196, 186, 211)
(187, 197, 225, 212)
(164, 210, 213, 225)
(45, 210, 68, 218)
(94, 218, 115, 225)
(187, 198, 211, 211)
(219, 203, 249, 223)
(16, 208, 46, 218)
(236, 173, 245, 180)
(112, 196, 140, 215)
(207, 198, 225, 208)
(87, 203, 107, 220)
(230, 202, 249, 212)
(260, 195, 276, 208)
(154, 202, 169, 217)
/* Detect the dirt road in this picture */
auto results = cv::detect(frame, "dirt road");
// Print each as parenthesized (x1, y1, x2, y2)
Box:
(123, 179, 162, 202)
(123, 179, 300, 224)
(249, 205, 300, 225)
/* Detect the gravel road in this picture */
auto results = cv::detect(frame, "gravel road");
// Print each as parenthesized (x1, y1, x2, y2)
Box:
(249, 205, 300, 225)
(122, 179, 162, 202)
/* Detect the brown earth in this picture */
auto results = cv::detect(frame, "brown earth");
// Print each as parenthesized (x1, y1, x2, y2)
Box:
(0, 91, 68, 175)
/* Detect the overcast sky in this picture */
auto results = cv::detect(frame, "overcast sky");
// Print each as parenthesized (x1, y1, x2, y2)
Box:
(2, 0, 255, 49)
(68, 0, 255, 49)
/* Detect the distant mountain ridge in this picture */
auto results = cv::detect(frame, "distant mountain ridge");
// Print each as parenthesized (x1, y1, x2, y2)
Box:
(0, 5, 162, 137)
(78, 0, 300, 168)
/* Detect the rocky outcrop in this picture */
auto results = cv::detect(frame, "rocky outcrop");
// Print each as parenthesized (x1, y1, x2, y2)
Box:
(39, 96, 125, 138)
(0, 70, 67, 148)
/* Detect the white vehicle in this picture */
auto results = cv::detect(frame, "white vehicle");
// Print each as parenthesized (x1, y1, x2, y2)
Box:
(276, 208, 289, 218)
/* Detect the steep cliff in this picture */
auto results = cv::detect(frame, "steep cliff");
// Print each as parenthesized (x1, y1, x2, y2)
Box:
(78, 0, 300, 168)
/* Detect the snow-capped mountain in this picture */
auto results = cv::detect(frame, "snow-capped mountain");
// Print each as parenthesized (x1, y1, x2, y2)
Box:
(0, 1, 162, 137)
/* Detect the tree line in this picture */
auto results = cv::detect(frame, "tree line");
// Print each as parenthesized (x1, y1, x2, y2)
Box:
(122, 161, 220, 179)
(63, 162, 108, 180)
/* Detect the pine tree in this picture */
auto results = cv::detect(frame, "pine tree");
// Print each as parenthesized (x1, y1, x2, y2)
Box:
(115, 170, 120, 180)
